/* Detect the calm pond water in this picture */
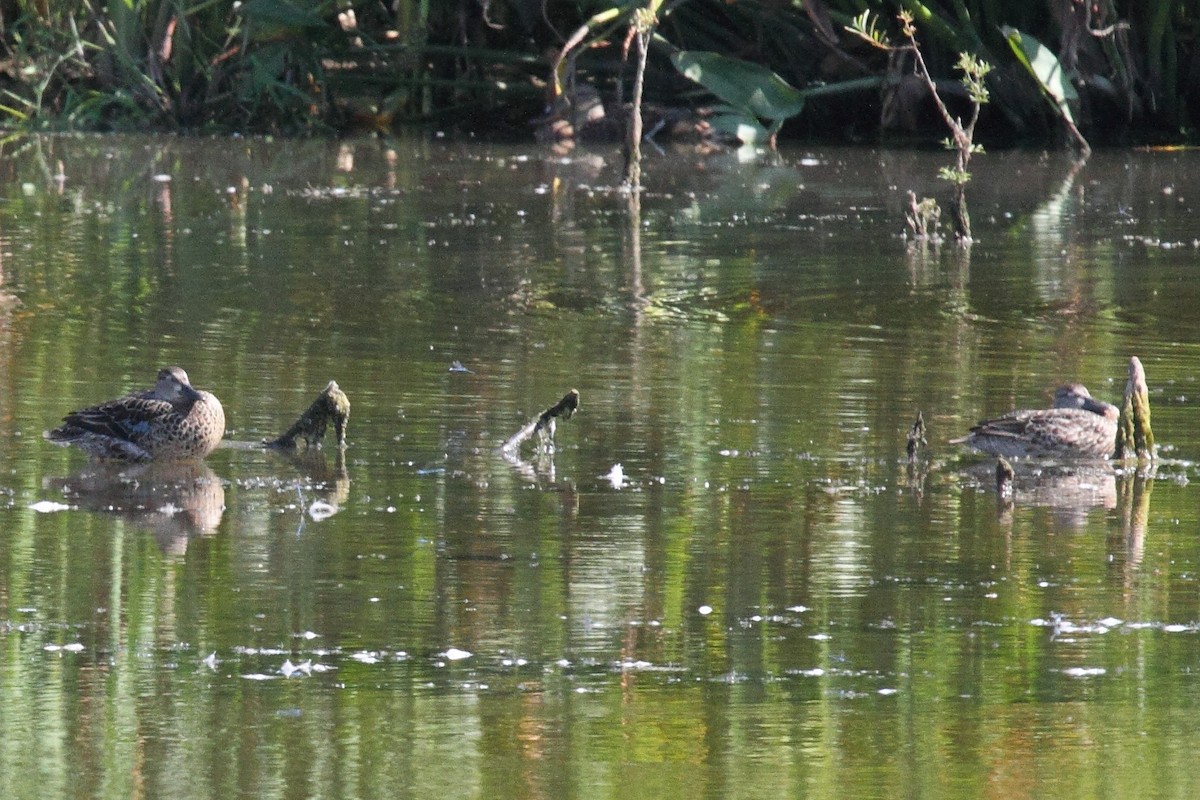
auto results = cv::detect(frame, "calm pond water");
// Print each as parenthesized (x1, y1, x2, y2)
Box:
(2, 134, 1200, 798)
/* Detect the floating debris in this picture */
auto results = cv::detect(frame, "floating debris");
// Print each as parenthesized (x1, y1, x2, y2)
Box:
(1063, 667, 1107, 678)
(448, 360, 472, 373)
(603, 463, 625, 489)
(281, 659, 317, 678)
(308, 498, 338, 521)
(265, 380, 350, 450)
(30, 500, 72, 513)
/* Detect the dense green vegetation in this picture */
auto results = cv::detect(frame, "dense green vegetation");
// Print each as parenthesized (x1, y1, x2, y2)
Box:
(0, 0, 1193, 144)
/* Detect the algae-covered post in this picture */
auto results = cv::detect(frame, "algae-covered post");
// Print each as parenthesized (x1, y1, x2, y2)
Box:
(1116, 356, 1154, 461)
(264, 381, 350, 450)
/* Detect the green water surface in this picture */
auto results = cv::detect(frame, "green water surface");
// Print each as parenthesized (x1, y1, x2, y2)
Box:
(1, 135, 1200, 799)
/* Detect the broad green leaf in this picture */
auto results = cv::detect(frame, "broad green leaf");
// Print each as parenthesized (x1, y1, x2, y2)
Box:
(1002, 26, 1077, 124)
(707, 107, 770, 144)
(671, 50, 805, 123)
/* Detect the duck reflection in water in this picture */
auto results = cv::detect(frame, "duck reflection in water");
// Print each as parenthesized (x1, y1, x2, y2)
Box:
(993, 461, 1117, 525)
(954, 383, 1119, 459)
(45, 461, 225, 555)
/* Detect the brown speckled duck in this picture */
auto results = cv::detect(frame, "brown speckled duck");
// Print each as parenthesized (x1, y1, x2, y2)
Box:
(954, 383, 1119, 459)
(46, 366, 225, 461)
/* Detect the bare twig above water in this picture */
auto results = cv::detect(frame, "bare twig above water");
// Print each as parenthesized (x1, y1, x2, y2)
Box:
(502, 389, 579, 455)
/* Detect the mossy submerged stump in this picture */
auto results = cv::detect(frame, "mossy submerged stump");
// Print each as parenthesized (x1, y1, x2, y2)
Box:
(264, 380, 350, 450)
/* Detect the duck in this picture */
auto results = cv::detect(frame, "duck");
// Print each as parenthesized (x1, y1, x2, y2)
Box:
(953, 383, 1119, 459)
(46, 366, 225, 461)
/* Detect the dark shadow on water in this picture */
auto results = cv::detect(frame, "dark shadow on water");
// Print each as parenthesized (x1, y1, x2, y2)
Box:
(45, 461, 225, 555)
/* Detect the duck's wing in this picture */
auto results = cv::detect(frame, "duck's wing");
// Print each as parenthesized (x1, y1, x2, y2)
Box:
(51, 394, 176, 444)
(968, 410, 1044, 441)
(974, 408, 1113, 453)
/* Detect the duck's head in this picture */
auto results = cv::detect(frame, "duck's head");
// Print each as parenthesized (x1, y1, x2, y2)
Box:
(155, 366, 203, 404)
(1054, 383, 1117, 420)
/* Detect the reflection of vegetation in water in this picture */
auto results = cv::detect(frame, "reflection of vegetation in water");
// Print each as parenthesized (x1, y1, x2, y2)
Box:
(2, 136, 1200, 798)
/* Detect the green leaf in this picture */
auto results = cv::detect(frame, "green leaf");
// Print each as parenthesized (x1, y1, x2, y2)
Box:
(706, 107, 771, 144)
(1002, 26, 1077, 124)
(671, 50, 805, 123)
